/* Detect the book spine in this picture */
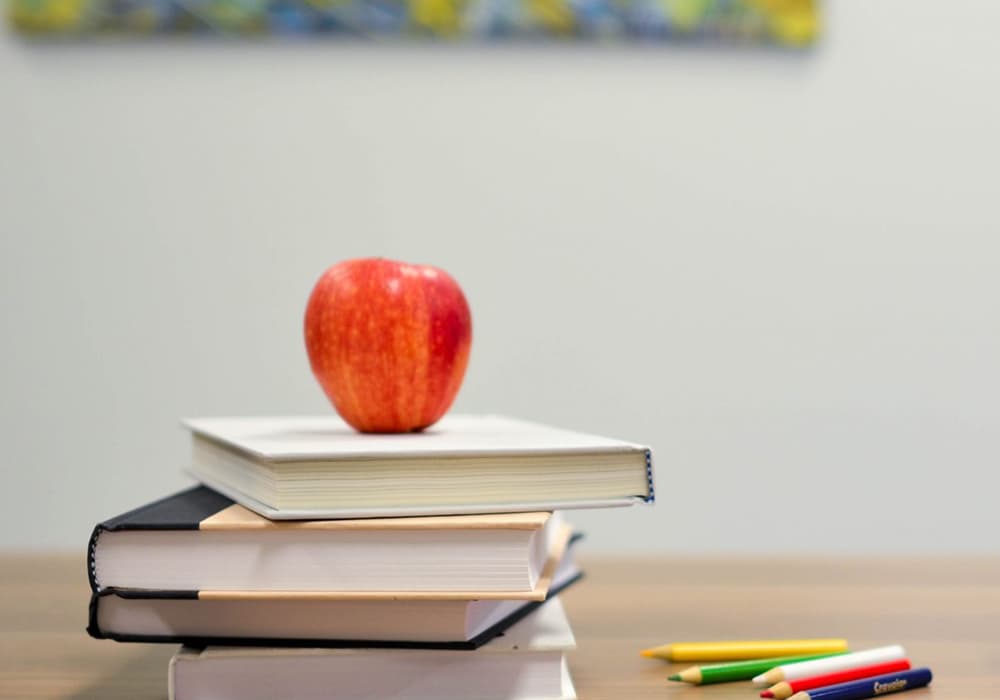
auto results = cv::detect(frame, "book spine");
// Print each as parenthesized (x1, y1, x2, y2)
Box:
(644, 449, 655, 503)
(86, 589, 105, 639)
(86, 524, 103, 592)
(87, 589, 204, 643)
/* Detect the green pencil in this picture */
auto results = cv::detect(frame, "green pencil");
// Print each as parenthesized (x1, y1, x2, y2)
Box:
(668, 652, 848, 685)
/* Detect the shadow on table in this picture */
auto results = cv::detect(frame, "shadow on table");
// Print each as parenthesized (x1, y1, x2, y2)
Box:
(65, 646, 174, 700)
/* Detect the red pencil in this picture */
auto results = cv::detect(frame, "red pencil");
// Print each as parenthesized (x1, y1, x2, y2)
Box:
(760, 659, 912, 700)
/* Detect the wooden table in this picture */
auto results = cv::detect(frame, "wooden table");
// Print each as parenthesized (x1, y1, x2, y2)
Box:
(2, 555, 998, 699)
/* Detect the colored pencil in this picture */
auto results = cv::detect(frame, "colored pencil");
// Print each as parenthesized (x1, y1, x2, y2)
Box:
(761, 659, 912, 699)
(641, 638, 848, 662)
(787, 667, 932, 700)
(668, 653, 847, 685)
(752, 646, 906, 686)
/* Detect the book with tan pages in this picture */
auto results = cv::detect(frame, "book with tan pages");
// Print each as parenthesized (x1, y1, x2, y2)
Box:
(88, 486, 572, 598)
(87, 549, 582, 648)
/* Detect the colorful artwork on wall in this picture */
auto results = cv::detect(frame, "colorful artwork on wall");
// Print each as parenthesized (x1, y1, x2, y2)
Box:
(9, 0, 817, 45)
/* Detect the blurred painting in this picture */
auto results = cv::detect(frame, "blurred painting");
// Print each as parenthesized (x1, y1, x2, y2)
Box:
(9, 0, 817, 44)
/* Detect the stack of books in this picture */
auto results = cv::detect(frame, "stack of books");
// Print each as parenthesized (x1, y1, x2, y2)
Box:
(86, 414, 654, 700)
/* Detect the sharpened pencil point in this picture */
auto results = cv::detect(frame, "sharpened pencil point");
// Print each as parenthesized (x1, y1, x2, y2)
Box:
(760, 692, 774, 698)
(752, 674, 768, 686)
(640, 644, 672, 660)
(668, 674, 681, 681)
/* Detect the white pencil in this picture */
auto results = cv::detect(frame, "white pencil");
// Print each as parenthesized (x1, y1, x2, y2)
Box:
(751, 645, 907, 687)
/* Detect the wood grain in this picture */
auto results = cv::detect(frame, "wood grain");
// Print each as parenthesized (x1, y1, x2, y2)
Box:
(1, 554, 997, 699)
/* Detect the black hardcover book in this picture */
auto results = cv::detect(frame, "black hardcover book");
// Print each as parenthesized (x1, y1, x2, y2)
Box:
(87, 568, 583, 649)
(87, 486, 583, 649)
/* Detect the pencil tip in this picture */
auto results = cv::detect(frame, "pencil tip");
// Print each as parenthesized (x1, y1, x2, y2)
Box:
(668, 674, 681, 681)
(640, 650, 653, 658)
(761, 692, 774, 698)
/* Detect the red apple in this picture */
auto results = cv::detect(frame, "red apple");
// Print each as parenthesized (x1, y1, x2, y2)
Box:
(304, 258, 472, 433)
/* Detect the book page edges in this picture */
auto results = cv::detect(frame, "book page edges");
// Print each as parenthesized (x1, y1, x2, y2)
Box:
(191, 470, 643, 519)
(171, 598, 574, 659)
(195, 524, 572, 602)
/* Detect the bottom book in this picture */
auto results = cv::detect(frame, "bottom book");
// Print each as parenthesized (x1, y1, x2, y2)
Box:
(169, 598, 577, 700)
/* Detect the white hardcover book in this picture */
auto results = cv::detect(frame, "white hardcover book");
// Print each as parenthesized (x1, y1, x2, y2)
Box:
(184, 414, 654, 519)
(168, 598, 578, 700)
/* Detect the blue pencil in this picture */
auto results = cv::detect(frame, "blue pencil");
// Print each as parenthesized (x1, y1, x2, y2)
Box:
(788, 668, 932, 700)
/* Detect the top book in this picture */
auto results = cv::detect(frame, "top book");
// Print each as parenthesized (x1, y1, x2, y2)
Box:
(184, 414, 654, 519)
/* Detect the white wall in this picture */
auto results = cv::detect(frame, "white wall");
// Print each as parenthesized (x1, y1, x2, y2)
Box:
(2, 2, 999, 553)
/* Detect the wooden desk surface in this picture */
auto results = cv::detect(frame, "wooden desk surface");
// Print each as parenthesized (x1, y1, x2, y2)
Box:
(2, 555, 998, 699)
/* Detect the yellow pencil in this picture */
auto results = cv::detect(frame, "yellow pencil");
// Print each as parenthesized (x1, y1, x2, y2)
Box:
(640, 639, 849, 662)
